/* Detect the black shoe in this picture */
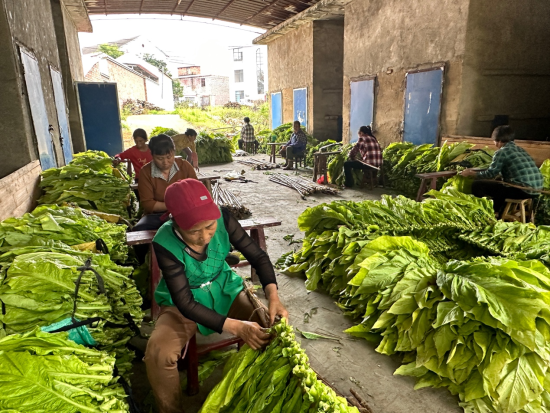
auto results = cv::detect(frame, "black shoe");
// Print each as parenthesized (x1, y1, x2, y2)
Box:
(225, 253, 241, 266)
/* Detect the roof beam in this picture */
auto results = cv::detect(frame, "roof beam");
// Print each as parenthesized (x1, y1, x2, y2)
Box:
(139, 0, 145, 14)
(171, 0, 184, 14)
(213, 0, 239, 19)
(243, 0, 285, 23)
(183, 0, 197, 16)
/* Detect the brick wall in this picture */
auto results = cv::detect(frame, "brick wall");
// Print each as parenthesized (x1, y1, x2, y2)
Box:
(84, 60, 146, 107)
(207, 76, 230, 105)
(178, 66, 201, 76)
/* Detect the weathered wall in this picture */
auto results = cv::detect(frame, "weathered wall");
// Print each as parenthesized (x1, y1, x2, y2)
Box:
(51, 0, 86, 153)
(458, 0, 550, 140)
(312, 20, 344, 141)
(0, 1, 37, 177)
(342, 0, 470, 145)
(267, 22, 313, 130)
(0, 161, 42, 220)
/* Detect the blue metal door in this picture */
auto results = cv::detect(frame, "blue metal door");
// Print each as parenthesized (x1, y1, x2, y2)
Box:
(50, 67, 72, 164)
(76, 82, 123, 156)
(350, 79, 374, 143)
(403, 68, 444, 145)
(20, 49, 57, 170)
(293, 88, 307, 127)
(271, 92, 282, 129)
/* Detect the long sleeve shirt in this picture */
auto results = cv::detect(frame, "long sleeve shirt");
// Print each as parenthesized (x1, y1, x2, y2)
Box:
(138, 158, 197, 214)
(477, 141, 542, 192)
(241, 124, 256, 142)
(286, 129, 308, 152)
(348, 135, 383, 167)
(153, 208, 277, 333)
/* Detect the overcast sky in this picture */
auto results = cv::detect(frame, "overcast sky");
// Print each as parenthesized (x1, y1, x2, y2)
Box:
(78, 15, 265, 76)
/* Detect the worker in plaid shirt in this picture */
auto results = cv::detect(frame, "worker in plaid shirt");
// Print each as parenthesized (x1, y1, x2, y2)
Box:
(344, 126, 382, 187)
(461, 125, 542, 214)
(238, 117, 259, 151)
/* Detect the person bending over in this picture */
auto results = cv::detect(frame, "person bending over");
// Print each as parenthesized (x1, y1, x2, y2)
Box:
(144, 179, 288, 413)
(172, 128, 199, 169)
(113, 128, 152, 180)
(135, 134, 197, 231)
(461, 125, 542, 214)
(344, 126, 382, 188)
(279, 120, 307, 170)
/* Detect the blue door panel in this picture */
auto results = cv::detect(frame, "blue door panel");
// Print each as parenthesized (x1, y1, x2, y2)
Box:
(271, 92, 282, 129)
(350, 79, 374, 143)
(20, 49, 57, 170)
(403, 69, 443, 145)
(50, 68, 72, 164)
(76, 82, 123, 156)
(293, 88, 307, 127)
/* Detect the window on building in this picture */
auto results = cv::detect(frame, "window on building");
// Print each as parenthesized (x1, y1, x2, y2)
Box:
(234, 70, 244, 83)
(235, 90, 245, 102)
(233, 48, 243, 61)
(201, 78, 206, 87)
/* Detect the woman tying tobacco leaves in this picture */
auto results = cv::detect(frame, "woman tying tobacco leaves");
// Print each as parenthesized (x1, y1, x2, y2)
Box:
(144, 179, 288, 413)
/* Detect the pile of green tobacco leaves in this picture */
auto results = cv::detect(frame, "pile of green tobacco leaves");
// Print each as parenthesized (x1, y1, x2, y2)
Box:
(257, 123, 317, 157)
(0, 204, 128, 263)
(0, 251, 143, 379)
(38, 151, 133, 218)
(199, 319, 359, 413)
(196, 132, 234, 164)
(327, 144, 363, 186)
(280, 188, 550, 412)
(382, 141, 494, 198)
(0, 328, 129, 412)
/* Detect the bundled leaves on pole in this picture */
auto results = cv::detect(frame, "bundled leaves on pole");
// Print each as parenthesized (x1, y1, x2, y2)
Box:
(199, 319, 359, 413)
(38, 151, 133, 218)
(0, 328, 130, 412)
(0, 251, 143, 379)
(196, 132, 234, 165)
(0, 204, 128, 263)
(279, 188, 550, 413)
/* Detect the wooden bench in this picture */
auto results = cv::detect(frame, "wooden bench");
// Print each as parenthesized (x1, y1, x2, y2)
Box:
(313, 148, 341, 184)
(415, 170, 457, 201)
(266, 142, 285, 164)
(126, 216, 282, 320)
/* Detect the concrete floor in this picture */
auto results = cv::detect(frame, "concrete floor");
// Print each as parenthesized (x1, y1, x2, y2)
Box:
(130, 154, 462, 413)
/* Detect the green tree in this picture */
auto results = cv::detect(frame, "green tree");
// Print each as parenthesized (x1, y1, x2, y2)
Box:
(98, 43, 123, 59)
(142, 53, 171, 76)
(172, 80, 184, 101)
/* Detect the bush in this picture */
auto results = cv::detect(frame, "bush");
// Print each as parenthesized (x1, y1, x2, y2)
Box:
(150, 127, 179, 137)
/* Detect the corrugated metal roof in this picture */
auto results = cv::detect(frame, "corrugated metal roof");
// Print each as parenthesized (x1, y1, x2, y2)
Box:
(83, 0, 321, 29)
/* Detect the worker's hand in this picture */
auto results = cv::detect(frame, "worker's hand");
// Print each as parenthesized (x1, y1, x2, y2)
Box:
(460, 168, 476, 177)
(265, 284, 289, 326)
(229, 320, 271, 350)
(268, 299, 289, 326)
(112, 158, 121, 166)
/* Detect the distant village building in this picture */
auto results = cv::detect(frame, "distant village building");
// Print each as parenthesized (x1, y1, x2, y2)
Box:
(228, 45, 268, 105)
(177, 66, 230, 107)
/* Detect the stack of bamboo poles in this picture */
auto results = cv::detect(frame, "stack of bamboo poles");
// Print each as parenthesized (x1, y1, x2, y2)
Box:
(237, 158, 280, 170)
(212, 182, 251, 219)
(269, 173, 339, 199)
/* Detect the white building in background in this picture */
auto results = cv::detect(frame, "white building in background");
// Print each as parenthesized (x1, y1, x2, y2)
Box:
(228, 45, 268, 105)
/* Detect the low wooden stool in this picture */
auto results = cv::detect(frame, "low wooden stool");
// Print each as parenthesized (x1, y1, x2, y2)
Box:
(415, 171, 458, 202)
(244, 141, 257, 155)
(313, 151, 341, 183)
(501, 198, 535, 223)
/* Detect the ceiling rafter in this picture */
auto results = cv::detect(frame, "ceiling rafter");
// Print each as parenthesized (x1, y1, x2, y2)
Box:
(171, 0, 184, 14)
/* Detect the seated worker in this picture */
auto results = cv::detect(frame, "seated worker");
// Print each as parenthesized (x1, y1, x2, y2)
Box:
(172, 128, 199, 169)
(461, 125, 542, 214)
(344, 126, 382, 188)
(237, 117, 259, 151)
(144, 179, 288, 413)
(113, 128, 152, 180)
(135, 134, 197, 232)
(279, 120, 307, 170)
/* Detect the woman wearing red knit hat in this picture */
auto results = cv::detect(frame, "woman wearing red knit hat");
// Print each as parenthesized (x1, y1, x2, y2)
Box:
(144, 178, 288, 413)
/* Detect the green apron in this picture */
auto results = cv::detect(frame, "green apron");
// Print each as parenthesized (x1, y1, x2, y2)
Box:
(153, 213, 244, 335)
